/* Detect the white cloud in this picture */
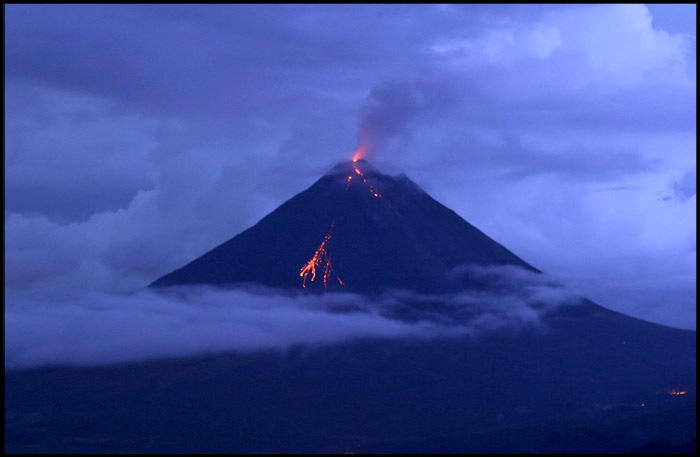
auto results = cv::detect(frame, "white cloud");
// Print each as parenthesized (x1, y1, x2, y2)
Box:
(432, 23, 561, 62)
(551, 4, 691, 87)
(432, 4, 692, 88)
(4, 279, 579, 370)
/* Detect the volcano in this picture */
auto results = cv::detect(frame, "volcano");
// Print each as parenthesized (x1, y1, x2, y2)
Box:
(150, 160, 540, 293)
(7, 160, 695, 453)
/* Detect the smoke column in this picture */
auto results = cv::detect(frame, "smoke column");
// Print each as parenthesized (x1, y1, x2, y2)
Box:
(353, 83, 427, 161)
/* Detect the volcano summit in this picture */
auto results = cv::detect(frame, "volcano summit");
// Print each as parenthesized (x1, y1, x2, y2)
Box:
(151, 160, 540, 293)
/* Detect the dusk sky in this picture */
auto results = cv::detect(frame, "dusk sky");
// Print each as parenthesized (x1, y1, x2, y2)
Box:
(5, 4, 696, 332)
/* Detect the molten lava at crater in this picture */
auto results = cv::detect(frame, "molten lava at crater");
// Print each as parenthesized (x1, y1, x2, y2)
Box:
(352, 144, 367, 163)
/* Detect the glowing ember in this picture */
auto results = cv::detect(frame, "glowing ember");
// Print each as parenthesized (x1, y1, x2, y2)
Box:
(352, 163, 382, 198)
(352, 144, 367, 163)
(299, 223, 344, 288)
(668, 389, 688, 395)
(299, 154, 382, 289)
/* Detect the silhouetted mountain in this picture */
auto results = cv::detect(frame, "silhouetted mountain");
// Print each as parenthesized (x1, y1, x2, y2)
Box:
(6, 160, 695, 453)
(150, 160, 539, 293)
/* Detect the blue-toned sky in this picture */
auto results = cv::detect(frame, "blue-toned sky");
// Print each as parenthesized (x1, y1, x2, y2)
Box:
(4, 4, 696, 329)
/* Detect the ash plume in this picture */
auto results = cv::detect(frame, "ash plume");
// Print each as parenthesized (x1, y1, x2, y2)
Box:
(356, 81, 451, 160)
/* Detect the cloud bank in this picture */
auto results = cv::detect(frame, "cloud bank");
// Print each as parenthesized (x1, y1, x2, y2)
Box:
(5, 265, 582, 370)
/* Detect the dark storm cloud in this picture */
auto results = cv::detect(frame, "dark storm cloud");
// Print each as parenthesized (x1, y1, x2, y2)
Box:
(4, 4, 696, 331)
(4, 4, 468, 119)
(673, 171, 697, 202)
(4, 81, 159, 221)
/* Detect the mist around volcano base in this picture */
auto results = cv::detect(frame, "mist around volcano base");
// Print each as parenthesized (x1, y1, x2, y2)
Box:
(5, 264, 583, 370)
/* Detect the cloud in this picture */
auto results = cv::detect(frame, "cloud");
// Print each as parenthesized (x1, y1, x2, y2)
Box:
(552, 255, 697, 332)
(432, 4, 692, 88)
(672, 171, 697, 202)
(4, 275, 581, 370)
(4, 82, 159, 222)
(431, 22, 563, 62)
(552, 4, 691, 87)
(3, 288, 428, 370)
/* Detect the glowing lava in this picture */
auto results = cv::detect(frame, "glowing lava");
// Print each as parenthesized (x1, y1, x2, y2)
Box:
(352, 163, 382, 198)
(299, 223, 344, 288)
(668, 389, 688, 395)
(299, 156, 381, 289)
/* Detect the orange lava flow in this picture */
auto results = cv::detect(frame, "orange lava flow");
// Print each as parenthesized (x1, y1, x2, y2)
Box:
(668, 389, 688, 395)
(299, 223, 344, 288)
(352, 164, 382, 198)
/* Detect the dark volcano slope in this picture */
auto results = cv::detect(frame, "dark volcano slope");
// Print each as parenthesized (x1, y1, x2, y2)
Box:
(12, 159, 688, 453)
(150, 160, 539, 293)
(5, 311, 695, 453)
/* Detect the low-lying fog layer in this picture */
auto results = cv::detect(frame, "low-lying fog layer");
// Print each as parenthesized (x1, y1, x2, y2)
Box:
(5, 266, 582, 370)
